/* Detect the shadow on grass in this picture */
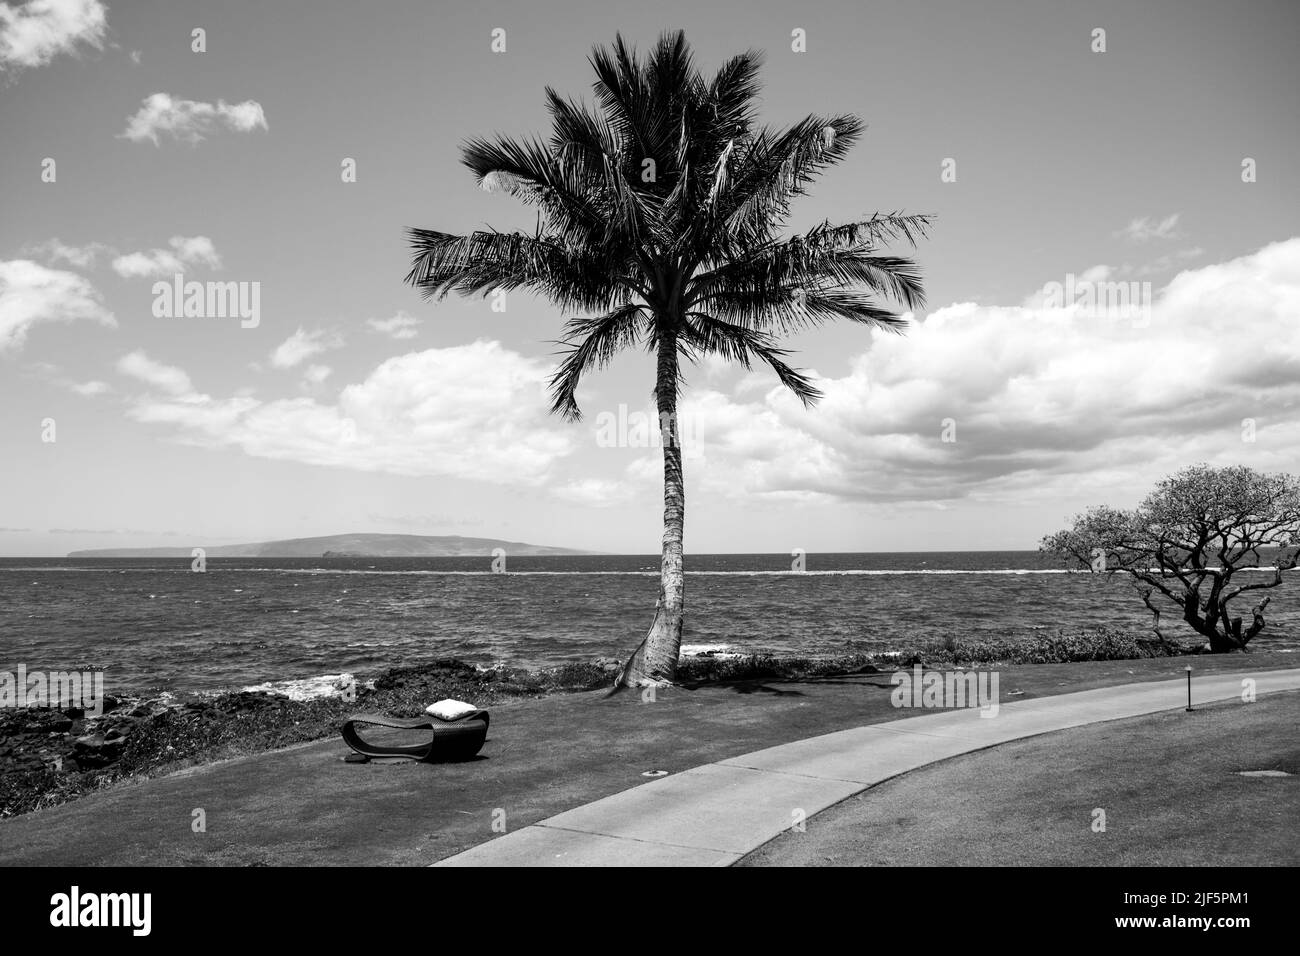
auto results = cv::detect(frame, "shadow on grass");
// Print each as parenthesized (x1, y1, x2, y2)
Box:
(675, 672, 899, 695)
(340, 753, 490, 767)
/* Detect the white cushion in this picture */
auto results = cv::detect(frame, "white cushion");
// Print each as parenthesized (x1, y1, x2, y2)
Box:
(425, 698, 478, 720)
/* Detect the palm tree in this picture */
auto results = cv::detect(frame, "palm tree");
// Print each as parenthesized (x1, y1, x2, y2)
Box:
(405, 31, 930, 688)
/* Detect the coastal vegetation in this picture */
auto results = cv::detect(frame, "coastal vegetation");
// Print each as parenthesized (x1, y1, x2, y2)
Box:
(1042, 465, 1300, 652)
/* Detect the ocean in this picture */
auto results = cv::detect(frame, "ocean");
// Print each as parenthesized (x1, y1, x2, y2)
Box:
(1, 552, 1296, 698)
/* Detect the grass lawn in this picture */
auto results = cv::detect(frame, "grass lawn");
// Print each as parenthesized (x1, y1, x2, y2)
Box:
(739, 689, 1299, 866)
(1, 654, 1292, 865)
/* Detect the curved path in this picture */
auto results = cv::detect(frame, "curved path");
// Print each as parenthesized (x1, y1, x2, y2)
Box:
(435, 667, 1300, 866)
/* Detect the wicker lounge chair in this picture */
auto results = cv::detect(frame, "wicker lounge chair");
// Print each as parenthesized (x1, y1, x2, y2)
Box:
(341, 710, 490, 762)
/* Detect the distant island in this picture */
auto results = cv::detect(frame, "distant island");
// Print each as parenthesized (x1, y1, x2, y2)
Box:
(67, 533, 599, 558)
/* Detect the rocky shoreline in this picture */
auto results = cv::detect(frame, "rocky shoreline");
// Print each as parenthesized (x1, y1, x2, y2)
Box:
(1, 628, 1196, 819)
(0, 658, 625, 819)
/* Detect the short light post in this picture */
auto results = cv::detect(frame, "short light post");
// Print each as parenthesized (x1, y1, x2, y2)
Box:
(1185, 665, 1194, 712)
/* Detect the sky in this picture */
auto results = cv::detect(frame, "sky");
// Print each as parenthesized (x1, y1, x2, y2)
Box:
(1, 0, 1298, 557)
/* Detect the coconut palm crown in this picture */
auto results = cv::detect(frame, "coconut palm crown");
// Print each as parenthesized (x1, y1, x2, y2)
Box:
(405, 30, 930, 687)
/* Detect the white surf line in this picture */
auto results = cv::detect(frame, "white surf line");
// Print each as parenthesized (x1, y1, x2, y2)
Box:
(433, 668, 1300, 867)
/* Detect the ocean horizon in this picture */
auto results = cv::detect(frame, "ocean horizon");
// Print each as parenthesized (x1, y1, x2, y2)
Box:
(3, 551, 1295, 699)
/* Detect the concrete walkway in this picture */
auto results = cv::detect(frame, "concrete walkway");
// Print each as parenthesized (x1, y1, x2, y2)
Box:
(436, 667, 1300, 866)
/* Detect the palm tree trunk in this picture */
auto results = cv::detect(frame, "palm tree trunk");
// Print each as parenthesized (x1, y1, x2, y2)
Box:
(616, 333, 685, 688)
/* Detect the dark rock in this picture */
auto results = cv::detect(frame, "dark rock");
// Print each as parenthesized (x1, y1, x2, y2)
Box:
(72, 733, 126, 768)
(128, 698, 175, 718)
(17, 710, 73, 734)
(216, 691, 288, 713)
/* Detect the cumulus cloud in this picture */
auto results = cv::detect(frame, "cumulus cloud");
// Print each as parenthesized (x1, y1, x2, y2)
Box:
(111, 236, 221, 278)
(27, 360, 113, 397)
(0, 259, 115, 352)
(672, 238, 1300, 506)
(119, 93, 268, 145)
(69, 379, 109, 396)
(1116, 213, 1182, 242)
(24, 237, 111, 269)
(270, 328, 343, 369)
(367, 310, 421, 340)
(0, 0, 106, 72)
(116, 350, 193, 396)
(117, 340, 575, 483)
(104, 242, 1300, 507)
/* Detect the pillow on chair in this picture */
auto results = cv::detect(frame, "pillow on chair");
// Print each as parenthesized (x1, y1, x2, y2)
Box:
(425, 698, 479, 721)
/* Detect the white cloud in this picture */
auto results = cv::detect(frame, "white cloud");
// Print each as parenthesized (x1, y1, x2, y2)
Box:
(673, 238, 1300, 506)
(119, 93, 268, 145)
(367, 310, 421, 340)
(116, 351, 193, 397)
(0, 259, 115, 352)
(1117, 213, 1182, 242)
(270, 328, 343, 369)
(0, 0, 106, 72)
(119, 340, 576, 483)
(27, 360, 114, 397)
(111, 236, 221, 278)
(25, 238, 111, 269)
(303, 364, 332, 384)
(552, 477, 637, 507)
(103, 242, 1300, 508)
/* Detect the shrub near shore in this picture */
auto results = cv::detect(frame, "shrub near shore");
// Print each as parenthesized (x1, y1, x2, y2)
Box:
(0, 628, 1195, 818)
(677, 627, 1195, 682)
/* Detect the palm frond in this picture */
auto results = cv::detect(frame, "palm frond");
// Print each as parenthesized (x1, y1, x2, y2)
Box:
(549, 304, 650, 420)
(460, 135, 610, 249)
(683, 312, 823, 406)
(689, 217, 930, 312)
(706, 114, 866, 252)
(403, 228, 634, 312)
